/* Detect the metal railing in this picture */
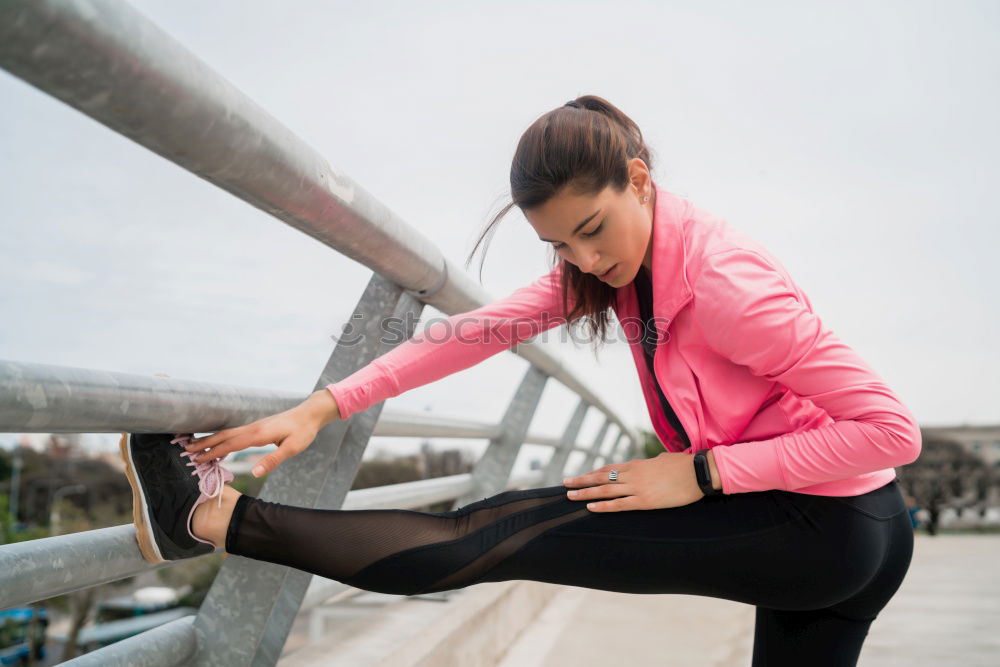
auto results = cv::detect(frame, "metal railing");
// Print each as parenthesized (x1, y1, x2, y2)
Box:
(0, 1, 640, 664)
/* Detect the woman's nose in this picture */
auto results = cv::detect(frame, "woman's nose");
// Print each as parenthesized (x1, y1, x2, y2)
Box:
(582, 253, 601, 274)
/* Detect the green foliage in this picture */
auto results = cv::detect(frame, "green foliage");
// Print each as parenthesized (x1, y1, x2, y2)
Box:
(0, 442, 132, 527)
(0, 616, 19, 650)
(0, 494, 50, 544)
(640, 429, 663, 459)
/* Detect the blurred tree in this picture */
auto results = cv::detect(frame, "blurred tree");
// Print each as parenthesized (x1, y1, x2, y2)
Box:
(641, 428, 663, 459)
(895, 431, 996, 535)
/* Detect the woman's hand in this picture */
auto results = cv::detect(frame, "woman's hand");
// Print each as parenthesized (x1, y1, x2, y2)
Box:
(182, 389, 342, 477)
(562, 452, 705, 512)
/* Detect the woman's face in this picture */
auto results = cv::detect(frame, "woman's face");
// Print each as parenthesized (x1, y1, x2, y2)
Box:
(523, 166, 654, 287)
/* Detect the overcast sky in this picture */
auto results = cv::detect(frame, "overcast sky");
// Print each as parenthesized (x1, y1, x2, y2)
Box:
(2, 0, 997, 463)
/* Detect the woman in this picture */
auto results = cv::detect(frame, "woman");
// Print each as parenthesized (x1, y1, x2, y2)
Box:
(121, 95, 919, 666)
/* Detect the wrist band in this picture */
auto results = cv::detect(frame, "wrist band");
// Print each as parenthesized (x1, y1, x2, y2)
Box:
(693, 451, 721, 496)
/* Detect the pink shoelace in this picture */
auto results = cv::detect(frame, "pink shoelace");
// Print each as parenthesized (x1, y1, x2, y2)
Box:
(170, 433, 235, 546)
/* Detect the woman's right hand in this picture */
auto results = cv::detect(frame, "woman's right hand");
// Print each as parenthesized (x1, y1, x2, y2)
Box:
(182, 388, 342, 477)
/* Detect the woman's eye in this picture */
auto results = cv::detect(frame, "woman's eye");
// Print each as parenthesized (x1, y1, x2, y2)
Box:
(551, 223, 603, 251)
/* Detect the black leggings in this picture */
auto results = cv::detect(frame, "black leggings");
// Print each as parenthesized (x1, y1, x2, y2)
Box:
(225, 477, 913, 667)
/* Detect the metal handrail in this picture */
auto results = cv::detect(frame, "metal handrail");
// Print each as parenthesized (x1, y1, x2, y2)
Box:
(0, 0, 636, 444)
(0, 0, 642, 663)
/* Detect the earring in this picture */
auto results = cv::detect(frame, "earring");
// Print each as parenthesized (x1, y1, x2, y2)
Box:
(642, 196, 649, 202)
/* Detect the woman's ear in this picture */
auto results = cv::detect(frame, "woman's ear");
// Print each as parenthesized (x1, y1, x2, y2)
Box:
(628, 158, 652, 194)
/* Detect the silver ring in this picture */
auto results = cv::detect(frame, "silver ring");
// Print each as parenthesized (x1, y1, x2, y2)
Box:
(608, 469, 619, 482)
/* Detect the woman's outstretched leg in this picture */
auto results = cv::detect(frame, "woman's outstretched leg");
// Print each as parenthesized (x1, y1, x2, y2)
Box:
(121, 429, 587, 587)
(125, 432, 912, 665)
(216, 471, 910, 613)
(202, 479, 911, 667)
(221, 484, 590, 596)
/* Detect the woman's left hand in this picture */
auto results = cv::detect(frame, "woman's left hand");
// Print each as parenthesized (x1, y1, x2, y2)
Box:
(562, 452, 704, 512)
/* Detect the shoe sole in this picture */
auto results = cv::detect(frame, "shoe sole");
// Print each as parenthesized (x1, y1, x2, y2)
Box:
(119, 433, 167, 564)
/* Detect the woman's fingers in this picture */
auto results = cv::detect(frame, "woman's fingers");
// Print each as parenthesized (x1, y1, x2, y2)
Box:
(186, 430, 238, 459)
(251, 431, 313, 477)
(187, 428, 236, 451)
(184, 401, 321, 469)
(186, 423, 266, 461)
(566, 483, 630, 501)
(586, 495, 642, 512)
(564, 462, 629, 488)
(193, 436, 256, 463)
(193, 425, 276, 462)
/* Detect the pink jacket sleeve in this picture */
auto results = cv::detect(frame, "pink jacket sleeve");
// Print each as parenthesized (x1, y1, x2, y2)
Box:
(326, 264, 575, 420)
(694, 248, 922, 494)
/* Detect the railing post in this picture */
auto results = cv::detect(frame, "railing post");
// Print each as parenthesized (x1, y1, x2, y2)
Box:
(452, 365, 549, 508)
(573, 418, 610, 476)
(193, 271, 424, 666)
(624, 435, 640, 460)
(541, 398, 589, 486)
(611, 433, 631, 461)
(607, 433, 628, 464)
(577, 424, 615, 473)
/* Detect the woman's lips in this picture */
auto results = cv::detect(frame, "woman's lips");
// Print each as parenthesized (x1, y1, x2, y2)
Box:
(598, 264, 618, 280)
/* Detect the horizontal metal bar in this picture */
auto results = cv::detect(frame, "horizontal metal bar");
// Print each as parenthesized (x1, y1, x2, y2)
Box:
(0, 0, 636, 442)
(373, 412, 503, 440)
(340, 473, 474, 511)
(524, 435, 562, 448)
(0, 524, 177, 610)
(0, 359, 586, 450)
(340, 469, 544, 511)
(0, 358, 302, 433)
(60, 616, 196, 667)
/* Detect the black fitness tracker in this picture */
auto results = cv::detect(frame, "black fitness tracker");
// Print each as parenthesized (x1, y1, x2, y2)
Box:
(693, 450, 721, 496)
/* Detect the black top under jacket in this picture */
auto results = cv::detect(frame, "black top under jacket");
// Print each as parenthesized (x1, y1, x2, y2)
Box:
(633, 265, 691, 450)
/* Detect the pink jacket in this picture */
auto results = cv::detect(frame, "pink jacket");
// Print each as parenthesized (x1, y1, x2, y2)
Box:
(327, 182, 922, 497)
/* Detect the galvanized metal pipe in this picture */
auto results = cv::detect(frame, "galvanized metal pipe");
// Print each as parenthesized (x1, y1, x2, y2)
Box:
(0, 0, 635, 443)
(60, 616, 197, 667)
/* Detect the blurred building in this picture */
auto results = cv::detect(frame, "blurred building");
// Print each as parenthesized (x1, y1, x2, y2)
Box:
(923, 424, 1000, 467)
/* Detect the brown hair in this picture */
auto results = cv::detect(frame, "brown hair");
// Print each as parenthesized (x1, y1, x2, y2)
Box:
(464, 94, 656, 354)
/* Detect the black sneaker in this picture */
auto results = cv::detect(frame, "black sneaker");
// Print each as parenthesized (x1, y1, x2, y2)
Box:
(119, 432, 234, 563)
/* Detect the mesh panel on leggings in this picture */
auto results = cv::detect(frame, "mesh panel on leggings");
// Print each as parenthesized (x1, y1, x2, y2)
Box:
(225, 485, 590, 596)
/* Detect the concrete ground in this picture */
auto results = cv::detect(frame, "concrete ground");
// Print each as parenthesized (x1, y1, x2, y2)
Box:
(278, 534, 999, 666)
(496, 534, 1000, 667)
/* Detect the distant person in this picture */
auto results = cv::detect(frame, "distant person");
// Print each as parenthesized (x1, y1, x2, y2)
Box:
(927, 491, 943, 535)
(121, 95, 920, 667)
(904, 491, 922, 530)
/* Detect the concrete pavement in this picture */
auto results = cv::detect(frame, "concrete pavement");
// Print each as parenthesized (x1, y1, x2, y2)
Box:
(277, 534, 999, 665)
(496, 534, 1000, 666)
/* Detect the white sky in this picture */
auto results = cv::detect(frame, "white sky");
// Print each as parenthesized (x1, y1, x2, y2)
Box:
(1, 0, 997, 461)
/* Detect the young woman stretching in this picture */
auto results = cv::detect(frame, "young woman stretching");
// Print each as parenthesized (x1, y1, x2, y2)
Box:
(121, 95, 919, 666)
